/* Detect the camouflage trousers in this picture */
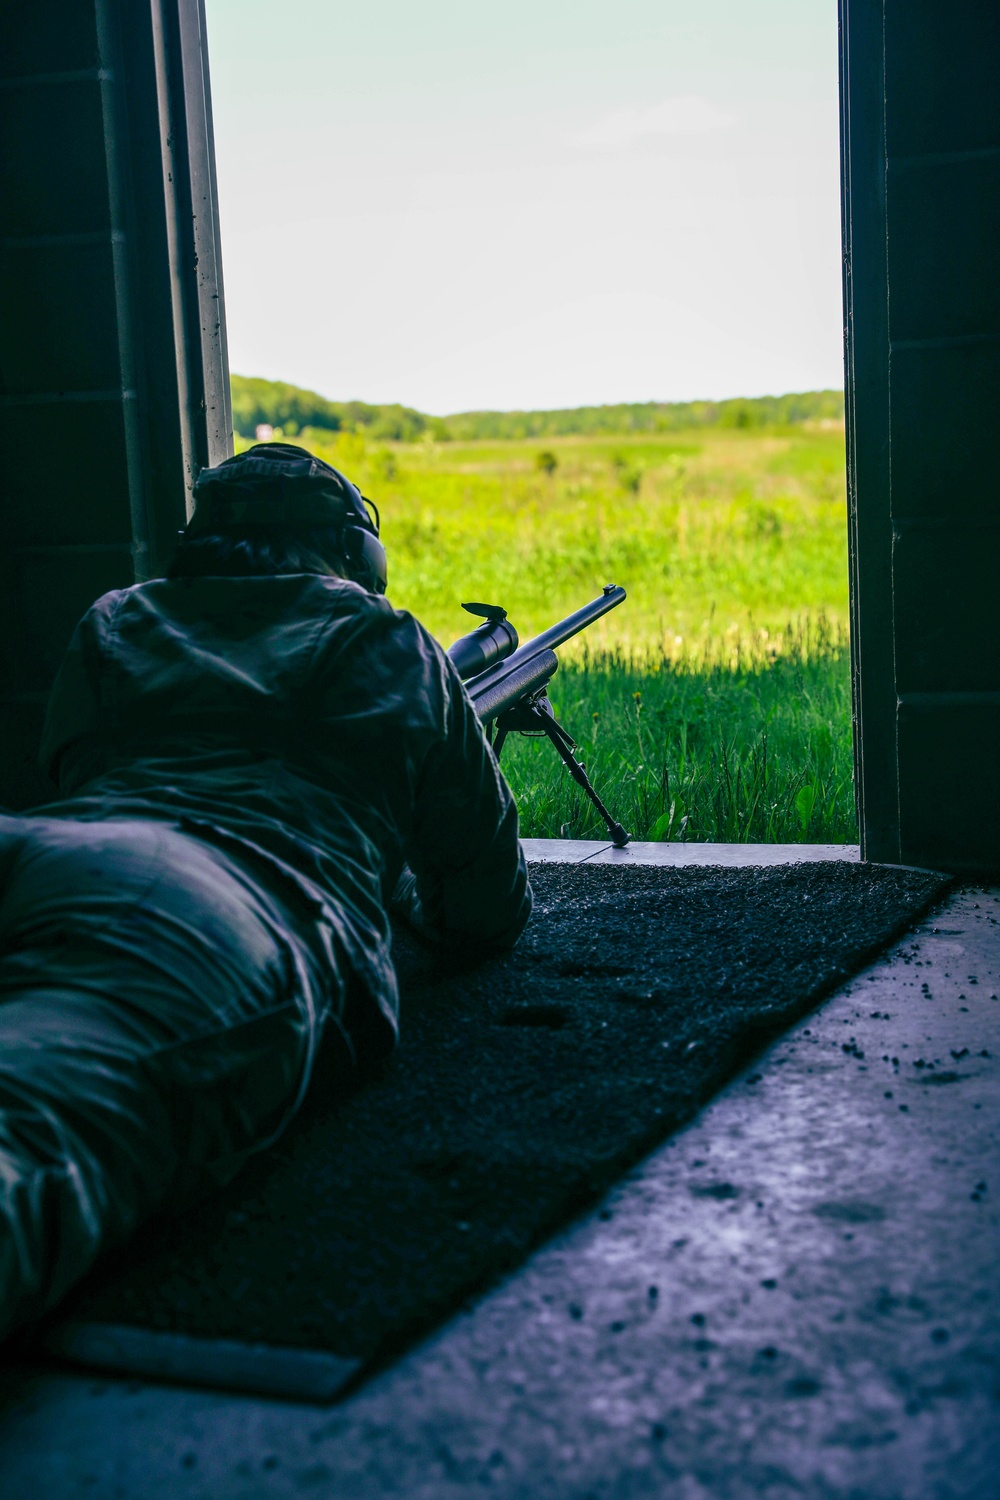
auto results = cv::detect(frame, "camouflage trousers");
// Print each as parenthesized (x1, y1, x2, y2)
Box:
(0, 815, 340, 1343)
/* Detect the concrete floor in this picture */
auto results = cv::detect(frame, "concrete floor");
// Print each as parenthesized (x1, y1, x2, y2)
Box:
(1, 846, 998, 1499)
(520, 839, 862, 867)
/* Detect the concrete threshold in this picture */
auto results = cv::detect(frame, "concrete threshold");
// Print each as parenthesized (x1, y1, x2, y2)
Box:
(522, 837, 861, 866)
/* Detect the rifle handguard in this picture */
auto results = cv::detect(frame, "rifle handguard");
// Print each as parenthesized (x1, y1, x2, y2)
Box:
(467, 649, 558, 725)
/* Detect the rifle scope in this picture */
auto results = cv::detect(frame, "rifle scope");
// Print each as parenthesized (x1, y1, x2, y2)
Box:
(447, 603, 519, 679)
(462, 584, 626, 699)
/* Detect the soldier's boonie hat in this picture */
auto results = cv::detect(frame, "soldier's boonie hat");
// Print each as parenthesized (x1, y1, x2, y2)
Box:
(188, 443, 368, 536)
(187, 442, 388, 593)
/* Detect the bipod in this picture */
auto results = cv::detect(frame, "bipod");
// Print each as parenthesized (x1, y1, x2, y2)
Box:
(492, 693, 631, 849)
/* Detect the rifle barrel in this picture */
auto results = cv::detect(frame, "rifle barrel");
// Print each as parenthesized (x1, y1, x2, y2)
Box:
(512, 583, 626, 661)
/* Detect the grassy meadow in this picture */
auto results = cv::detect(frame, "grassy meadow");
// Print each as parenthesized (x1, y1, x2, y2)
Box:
(235, 413, 855, 843)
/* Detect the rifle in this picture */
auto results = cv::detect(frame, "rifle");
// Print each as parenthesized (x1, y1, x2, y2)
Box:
(447, 585, 630, 848)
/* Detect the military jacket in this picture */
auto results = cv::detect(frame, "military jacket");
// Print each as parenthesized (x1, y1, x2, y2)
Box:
(39, 574, 532, 1043)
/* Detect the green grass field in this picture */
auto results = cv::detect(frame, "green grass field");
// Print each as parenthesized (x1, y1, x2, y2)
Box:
(236, 418, 855, 842)
(500, 622, 855, 844)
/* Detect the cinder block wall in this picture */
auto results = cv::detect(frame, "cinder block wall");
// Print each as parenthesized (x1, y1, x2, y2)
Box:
(0, 0, 231, 808)
(842, 0, 1000, 872)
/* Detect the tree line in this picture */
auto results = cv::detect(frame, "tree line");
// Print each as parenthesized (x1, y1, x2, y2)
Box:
(232, 374, 844, 443)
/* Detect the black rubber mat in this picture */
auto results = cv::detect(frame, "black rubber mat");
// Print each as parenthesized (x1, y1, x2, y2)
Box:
(49, 861, 948, 1388)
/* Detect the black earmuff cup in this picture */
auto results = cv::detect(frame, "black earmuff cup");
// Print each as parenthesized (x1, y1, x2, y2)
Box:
(344, 525, 388, 595)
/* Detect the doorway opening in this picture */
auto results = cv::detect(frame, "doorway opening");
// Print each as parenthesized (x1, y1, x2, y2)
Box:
(207, 0, 852, 845)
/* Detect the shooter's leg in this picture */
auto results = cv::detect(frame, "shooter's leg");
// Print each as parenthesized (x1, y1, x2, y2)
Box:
(0, 818, 337, 1342)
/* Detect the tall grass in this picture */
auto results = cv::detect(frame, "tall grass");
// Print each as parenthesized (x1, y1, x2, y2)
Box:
(236, 422, 855, 842)
(502, 619, 855, 844)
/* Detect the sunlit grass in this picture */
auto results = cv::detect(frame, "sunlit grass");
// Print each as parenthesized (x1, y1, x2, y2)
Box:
(502, 620, 855, 845)
(237, 422, 855, 842)
(247, 423, 849, 656)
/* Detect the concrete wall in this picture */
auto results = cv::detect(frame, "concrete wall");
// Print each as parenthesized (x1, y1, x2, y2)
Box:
(0, 0, 231, 808)
(842, 0, 1000, 871)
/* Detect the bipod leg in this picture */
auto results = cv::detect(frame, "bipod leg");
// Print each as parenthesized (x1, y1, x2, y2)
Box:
(526, 702, 630, 848)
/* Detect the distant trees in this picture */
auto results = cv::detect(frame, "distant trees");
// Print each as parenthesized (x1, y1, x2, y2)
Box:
(231, 375, 845, 445)
(230, 375, 442, 444)
(535, 449, 558, 477)
(440, 390, 845, 441)
(231, 376, 343, 438)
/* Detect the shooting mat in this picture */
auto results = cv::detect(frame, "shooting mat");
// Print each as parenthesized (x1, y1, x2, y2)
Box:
(35, 860, 949, 1401)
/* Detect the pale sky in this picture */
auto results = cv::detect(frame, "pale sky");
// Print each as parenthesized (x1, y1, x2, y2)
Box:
(205, 0, 843, 414)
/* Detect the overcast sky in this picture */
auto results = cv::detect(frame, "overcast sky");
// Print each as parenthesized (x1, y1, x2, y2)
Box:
(205, 0, 842, 414)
